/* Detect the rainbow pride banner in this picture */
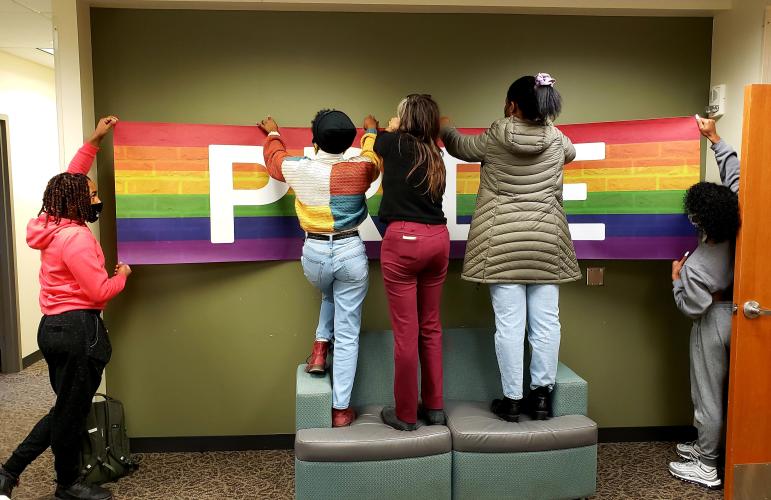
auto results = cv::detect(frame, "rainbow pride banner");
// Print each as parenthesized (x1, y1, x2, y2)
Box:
(113, 117, 700, 265)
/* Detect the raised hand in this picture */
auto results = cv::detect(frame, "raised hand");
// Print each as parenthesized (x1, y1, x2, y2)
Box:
(363, 115, 379, 131)
(695, 114, 720, 144)
(88, 116, 119, 146)
(258, 116, 279, 134)
(115, 262, 132, 278)
(671, 253, 689, 281)
(440, 116, 452, 128)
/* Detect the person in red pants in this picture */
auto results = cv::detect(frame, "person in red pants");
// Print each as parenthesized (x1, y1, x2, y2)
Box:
(373, 94, 449, 431)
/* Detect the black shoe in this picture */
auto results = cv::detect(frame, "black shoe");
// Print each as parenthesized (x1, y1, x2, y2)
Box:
(381, 406, 417, 431)
(491, 397, 521, 422)
(54, 481, 113, 500)
(0, 467, 19, 498)
(526, 386, 552, 420)
(419, 406, 446, 426)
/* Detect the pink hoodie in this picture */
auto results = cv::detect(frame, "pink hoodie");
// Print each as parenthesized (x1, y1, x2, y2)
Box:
(26, 142, 126, 315)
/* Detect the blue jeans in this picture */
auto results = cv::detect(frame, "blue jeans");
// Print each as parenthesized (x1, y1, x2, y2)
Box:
(301, 236, 369, 409)
(489, 284, 561, 400)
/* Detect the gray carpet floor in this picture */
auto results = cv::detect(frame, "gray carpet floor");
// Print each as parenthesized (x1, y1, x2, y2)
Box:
(0, 362, 721, 499)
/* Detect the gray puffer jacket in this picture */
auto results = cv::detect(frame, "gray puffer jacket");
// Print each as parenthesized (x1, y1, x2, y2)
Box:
(442, 116, 581, 284)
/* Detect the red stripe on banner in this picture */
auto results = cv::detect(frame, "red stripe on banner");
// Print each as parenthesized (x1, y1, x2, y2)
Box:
(454, 117, 698, 145)
(113, 117, 699, 152)
(114, 122, 316, 147)
(557, 116, 699, 144)
(114, 116, 698, 149)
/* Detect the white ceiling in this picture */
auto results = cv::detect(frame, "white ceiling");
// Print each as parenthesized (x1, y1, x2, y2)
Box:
(0, 0, 53, 67)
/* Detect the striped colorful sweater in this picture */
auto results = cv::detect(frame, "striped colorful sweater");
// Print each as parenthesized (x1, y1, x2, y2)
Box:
(263, 131, 382, 234)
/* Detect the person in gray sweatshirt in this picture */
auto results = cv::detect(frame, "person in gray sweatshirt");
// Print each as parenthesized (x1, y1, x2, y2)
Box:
(668, 115, 741, 490)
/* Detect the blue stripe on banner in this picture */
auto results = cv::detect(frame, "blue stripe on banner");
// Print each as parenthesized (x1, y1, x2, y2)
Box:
(456, 213, 696, 238)
(117, 217, 304, 242)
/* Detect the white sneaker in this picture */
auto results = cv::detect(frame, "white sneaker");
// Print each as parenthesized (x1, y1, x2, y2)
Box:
(668, 458, 722, 489)
(676, 440, 700, 461)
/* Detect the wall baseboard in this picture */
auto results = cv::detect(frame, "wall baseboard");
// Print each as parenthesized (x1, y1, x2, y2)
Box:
(130, 434, 294, 453)
(598, 425, 696, 443)
(22, 350, 43, 369)
(130, 426, 696, 453)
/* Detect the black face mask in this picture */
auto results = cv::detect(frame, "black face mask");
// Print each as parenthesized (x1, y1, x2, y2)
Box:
(87, 202, 104, 223)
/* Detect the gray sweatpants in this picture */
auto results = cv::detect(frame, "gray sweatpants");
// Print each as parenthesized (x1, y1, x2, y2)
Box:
(690, 301, 733, 467)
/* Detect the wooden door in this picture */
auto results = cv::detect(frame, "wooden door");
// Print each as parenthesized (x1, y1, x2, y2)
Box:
(725, 84, 771, 499)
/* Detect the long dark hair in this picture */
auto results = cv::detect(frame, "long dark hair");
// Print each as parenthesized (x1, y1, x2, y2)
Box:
(684, 182, 740, 243)
(507, 75, 562, 123)
(39, 173, 91, 225)
(396, 94, 446, 202)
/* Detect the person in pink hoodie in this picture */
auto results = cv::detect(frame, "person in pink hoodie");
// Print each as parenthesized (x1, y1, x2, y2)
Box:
(0, 117, 130, 500)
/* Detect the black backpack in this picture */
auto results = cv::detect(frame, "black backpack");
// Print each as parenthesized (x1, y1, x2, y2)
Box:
(80, 394, 140, 484)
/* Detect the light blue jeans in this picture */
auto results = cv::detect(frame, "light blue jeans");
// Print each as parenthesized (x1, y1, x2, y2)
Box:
(489, 284, 561, 400)
(301, 236, 369, 409)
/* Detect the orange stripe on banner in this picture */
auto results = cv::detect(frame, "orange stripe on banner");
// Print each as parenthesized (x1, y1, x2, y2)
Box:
(457, 164, 480, 173)
(455, 164, 699, 194)
(114, 147, 303, 171)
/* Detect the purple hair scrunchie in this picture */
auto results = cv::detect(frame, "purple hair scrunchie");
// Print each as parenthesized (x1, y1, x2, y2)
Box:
(535, 73, 556, 88)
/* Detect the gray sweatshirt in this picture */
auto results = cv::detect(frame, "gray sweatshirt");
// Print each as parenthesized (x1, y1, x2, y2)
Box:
(673, 140, 740, 319)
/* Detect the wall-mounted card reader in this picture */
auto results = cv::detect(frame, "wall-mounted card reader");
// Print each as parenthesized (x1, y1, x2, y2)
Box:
(706, 84, 726, 119)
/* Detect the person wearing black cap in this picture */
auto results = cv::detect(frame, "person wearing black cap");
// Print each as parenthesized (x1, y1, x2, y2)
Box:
(258, 110, 381, 427)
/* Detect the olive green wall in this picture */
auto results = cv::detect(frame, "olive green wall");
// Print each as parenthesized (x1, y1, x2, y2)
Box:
(91, 9, 712, 436)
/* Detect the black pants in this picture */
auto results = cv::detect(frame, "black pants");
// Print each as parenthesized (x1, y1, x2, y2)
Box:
(3, 310, 112, 486)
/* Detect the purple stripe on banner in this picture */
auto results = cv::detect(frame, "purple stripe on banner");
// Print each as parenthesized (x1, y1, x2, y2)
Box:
(118, 235, 698, 265)
(447, 238, 697, 262)
(118, 238, 304, 264)
(573, 236, 697, 260)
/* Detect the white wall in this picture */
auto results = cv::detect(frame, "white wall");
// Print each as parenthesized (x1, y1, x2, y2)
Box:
(0, 50, 60, 358)
(707, 0, 770, 181)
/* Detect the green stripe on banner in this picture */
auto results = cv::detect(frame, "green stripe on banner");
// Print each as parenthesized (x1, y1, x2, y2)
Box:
(116, 194, 384, 218)
(457, 190, 686, 216)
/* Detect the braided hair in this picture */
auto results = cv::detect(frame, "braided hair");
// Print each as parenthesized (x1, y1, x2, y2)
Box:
(39, 173, 92, 226)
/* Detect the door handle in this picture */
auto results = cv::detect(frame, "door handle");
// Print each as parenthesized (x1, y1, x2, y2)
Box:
(743, 301, 771, 319)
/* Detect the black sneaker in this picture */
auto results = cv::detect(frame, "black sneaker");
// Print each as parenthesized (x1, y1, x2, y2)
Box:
(526, 386, 552, 420)
(419, 406, 446, 426)
(0, 467, 19, 498)
(381, 406, 417, 431)
(491, 397, 521, 422)
(54, 481, 113, 500)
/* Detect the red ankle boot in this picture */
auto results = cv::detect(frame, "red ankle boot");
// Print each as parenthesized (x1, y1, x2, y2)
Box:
(305, 340, 329, 374)
(332, 408, 356, 427)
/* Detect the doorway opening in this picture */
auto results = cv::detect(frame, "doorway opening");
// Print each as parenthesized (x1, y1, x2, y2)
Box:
(0, 115, 21, 373)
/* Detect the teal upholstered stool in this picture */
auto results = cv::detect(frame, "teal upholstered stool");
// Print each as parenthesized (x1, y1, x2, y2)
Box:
(294, 329, 597, 500)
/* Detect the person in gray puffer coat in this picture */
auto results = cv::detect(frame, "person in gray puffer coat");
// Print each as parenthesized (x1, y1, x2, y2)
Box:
(441, 73, 580, 423)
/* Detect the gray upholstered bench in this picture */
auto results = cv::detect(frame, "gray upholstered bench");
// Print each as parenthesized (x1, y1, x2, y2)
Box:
(447, 401, 597, 499)
(295, 329, 597, 500)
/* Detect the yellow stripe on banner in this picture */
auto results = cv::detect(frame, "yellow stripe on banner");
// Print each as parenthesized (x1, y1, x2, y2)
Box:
(455, 164, 700, 194)
(115, 170, 271, 195)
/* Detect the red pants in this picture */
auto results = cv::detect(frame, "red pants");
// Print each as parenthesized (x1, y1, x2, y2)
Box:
(381, 221, 450, 423)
